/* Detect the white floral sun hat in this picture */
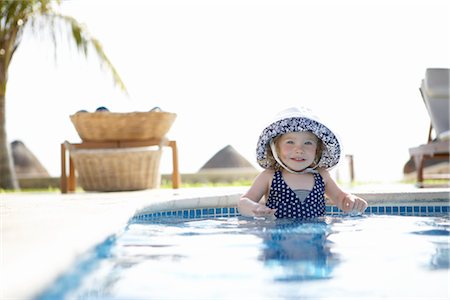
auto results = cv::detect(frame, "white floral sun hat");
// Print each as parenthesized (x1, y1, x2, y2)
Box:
(256, 107, 342, 171)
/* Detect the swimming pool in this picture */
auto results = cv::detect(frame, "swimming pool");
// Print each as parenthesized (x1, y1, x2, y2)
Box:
(37, 204, 449, 300)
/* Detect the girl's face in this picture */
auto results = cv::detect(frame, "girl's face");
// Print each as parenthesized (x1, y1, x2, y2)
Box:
(276, 132, 319, 172)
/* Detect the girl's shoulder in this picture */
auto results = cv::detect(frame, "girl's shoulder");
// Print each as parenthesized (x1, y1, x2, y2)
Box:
(259, 169, 276, 179)
(249, 169, 275, 197)
(317, 168, 331, 183)
(253, 169, 276, 184)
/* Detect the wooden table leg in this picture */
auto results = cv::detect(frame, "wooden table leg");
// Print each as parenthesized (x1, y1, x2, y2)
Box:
(169, 140, 181, 189)
(68, 156, 76, 192)
(61, 143, 68, 193)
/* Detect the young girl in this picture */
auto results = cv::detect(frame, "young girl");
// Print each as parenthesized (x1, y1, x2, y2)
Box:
(239, 107, 368, 219)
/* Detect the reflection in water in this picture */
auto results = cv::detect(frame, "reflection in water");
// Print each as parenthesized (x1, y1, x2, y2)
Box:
(256, 219, 340, 281)
(36, 215, 450, 300)
(411, 219, 450, 270)
(430, 243, 449, 269)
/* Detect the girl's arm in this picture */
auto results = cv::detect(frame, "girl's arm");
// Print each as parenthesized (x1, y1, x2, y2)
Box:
(238, 170, 277, 217)
(319, 169, 368, 213)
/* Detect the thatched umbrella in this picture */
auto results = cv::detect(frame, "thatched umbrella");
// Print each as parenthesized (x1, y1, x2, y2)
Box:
(199, 145, 257, 172)
(11, 140, 50, 178)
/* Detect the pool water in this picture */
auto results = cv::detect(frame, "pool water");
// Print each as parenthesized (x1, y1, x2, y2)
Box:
(39, 214, 449, 300)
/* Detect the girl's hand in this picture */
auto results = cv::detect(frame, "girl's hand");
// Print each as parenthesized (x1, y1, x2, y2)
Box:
(252, 204, 277, 217)
(341, 194, 368, 213)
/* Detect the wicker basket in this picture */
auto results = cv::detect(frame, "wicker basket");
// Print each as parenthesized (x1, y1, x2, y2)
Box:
(69, 146, 162, 192)
(70, 111, 177, 142)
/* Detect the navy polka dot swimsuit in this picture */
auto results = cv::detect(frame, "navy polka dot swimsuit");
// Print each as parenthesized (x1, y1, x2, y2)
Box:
(266, 171, 326, 219)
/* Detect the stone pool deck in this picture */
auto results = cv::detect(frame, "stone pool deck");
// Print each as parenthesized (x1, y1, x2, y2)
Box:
(1, 185, 449, 300)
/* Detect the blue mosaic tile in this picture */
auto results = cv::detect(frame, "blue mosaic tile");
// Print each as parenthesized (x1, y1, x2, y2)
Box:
(132, 204, 450, 222)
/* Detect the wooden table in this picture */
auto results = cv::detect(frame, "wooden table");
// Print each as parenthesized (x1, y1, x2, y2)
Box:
(61, 139, 181, 193)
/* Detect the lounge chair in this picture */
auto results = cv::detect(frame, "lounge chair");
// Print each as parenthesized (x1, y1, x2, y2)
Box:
(408, 68, 450, 187)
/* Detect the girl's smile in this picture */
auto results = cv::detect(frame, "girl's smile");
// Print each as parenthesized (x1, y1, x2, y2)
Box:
(291, 157, 306, 162)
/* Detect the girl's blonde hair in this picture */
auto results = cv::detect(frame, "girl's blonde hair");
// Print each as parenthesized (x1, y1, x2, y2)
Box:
(265, 132, 323, 171)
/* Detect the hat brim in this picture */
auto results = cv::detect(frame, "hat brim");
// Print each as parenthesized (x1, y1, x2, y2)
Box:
(256, 117, 341, 170)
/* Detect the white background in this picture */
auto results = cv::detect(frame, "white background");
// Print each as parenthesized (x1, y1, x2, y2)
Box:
(6, 0, 450, 182)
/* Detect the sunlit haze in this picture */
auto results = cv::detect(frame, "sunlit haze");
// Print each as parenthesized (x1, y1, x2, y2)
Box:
(6, 0, 450, 182)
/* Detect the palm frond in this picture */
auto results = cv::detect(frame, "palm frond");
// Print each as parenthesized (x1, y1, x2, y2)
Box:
(2, 0, 128, 94)
(1, 0, 53, 33)
(30, 11, 128, 94)
(56, 13, 128, 94)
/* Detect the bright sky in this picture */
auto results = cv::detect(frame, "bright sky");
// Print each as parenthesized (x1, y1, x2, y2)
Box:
(6, 0, 450, 182)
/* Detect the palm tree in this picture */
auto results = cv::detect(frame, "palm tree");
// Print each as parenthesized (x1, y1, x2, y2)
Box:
(0, 0, 127, 190)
